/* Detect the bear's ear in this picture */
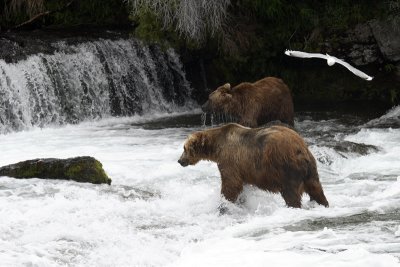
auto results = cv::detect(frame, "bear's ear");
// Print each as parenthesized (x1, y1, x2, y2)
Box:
(223, 83, 231, 90)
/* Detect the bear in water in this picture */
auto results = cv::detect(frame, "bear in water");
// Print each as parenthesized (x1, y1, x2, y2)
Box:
(178, 123, 328, 208)
(201, 77, 294, 127)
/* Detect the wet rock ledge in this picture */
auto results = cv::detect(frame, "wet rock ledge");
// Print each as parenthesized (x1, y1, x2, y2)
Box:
(0, 156, 111, 185)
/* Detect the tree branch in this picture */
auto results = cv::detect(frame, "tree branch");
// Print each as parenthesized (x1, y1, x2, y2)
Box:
(12, 0, 75, 30)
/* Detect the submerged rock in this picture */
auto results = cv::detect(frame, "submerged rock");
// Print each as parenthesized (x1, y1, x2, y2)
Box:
(0, 156, 111, 184)
(364, 105, 400, 129)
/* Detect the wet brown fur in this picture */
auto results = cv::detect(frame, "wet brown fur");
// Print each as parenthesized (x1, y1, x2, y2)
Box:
(203, 77, 294, 127)
(178, 123, 329, 208)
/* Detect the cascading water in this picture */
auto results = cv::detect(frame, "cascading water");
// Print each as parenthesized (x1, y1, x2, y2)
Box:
(0, 38, 193, 134)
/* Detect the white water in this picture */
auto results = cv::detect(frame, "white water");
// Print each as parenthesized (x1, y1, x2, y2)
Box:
(0, 108, 399, 266)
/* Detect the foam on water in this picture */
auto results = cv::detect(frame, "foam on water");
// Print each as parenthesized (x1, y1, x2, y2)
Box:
(0, 110, 399, 266)
(364, 105, 400, 128)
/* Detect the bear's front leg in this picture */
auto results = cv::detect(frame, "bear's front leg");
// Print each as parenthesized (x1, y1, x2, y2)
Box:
(239, 109, 259, 127)
(219, 166, 244, 202)
(221, 179, 243, 202)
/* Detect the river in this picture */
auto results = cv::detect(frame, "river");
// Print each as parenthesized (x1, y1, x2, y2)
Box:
(0, 35, 399, 266)
(0, 106, 399, 266)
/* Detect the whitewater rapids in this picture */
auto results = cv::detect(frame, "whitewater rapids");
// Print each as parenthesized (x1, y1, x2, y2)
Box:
(0, 108, 399, 267)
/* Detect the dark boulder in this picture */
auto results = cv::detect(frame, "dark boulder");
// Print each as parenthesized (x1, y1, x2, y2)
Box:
(320, 17, 400, 67)
(369, 19, 400, 63)
(0, 156, 111, 184)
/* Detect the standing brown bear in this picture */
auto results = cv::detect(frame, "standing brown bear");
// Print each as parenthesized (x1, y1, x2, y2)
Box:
(178, 123, 329, 208)
(201, 77, 294, 127)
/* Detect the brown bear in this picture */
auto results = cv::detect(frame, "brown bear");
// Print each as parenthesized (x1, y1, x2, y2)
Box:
(178, 123, 328, 208)
(201, 77, 294, 127)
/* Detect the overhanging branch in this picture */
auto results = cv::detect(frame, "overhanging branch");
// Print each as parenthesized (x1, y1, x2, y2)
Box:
(12, 0, 75, 30)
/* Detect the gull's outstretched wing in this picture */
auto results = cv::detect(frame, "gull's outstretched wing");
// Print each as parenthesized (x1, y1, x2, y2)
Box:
(285, 50, 328, 60)
(285, 50, 373, 81)
(331, 56, 373, 81)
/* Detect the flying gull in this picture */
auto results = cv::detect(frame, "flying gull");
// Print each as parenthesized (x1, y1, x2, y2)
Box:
(284, 50, 373, 81)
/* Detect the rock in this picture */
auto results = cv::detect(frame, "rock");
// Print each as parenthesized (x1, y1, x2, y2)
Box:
(396, 63, 400, 80)
(369, 19, 400, 62)
(0, 28, 130, 63)
(348, 44, 379, 66)
(326, 19, 400, 66)
(344, 23, 375, 44)
(333, 141, 379, 155)
(340, 23, 380, 66)
(0, 38, 25, 63)
(0, 156, 111, 184)
(364, 109, 400, 129)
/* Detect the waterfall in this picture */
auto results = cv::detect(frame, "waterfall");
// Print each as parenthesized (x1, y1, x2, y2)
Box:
(0, 38, 193, 134)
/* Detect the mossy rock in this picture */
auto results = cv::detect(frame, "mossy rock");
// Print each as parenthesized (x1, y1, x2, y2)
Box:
(0, 156, 111, 185)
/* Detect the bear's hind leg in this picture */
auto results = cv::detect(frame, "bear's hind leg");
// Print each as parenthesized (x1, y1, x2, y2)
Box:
(281, 166, 304, 208)
(281, 186, 302, 208)
(304, 179, 329, 207)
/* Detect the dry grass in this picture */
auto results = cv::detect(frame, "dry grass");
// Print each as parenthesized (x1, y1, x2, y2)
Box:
(128, 0, 230, 43)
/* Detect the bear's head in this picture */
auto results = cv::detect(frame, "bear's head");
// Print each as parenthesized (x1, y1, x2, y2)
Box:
(178, 132, 208, 167)
(202, 83, 234, 113)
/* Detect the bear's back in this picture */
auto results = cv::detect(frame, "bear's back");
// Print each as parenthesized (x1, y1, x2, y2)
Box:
(232, 77, 292, 105)
(216, 77, 294, 127)
(258, 126, 305, 146)
(227, 124, 302, 148)
(233, 78, 277, 93)
(257, 126, 311, 164)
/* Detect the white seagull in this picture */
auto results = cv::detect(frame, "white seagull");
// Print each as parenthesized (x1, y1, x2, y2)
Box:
(284, 50, 373, 81)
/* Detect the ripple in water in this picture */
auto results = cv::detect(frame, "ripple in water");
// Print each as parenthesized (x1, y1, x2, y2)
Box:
(0, 110, 399, 266)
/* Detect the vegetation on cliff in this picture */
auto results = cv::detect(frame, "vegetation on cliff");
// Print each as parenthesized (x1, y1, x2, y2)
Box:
(1, 0, 129, 30)
(127, 0, 399, 105)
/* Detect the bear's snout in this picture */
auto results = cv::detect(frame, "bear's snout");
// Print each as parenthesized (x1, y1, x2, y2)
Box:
(201, 101, 210, 112)
(178, 158, 189, 167)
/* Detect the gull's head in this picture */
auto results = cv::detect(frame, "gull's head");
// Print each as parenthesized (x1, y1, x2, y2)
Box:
(366, 76, 373, 81)
(326, 55, 335, 66)
(284, 50, 291, 56)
